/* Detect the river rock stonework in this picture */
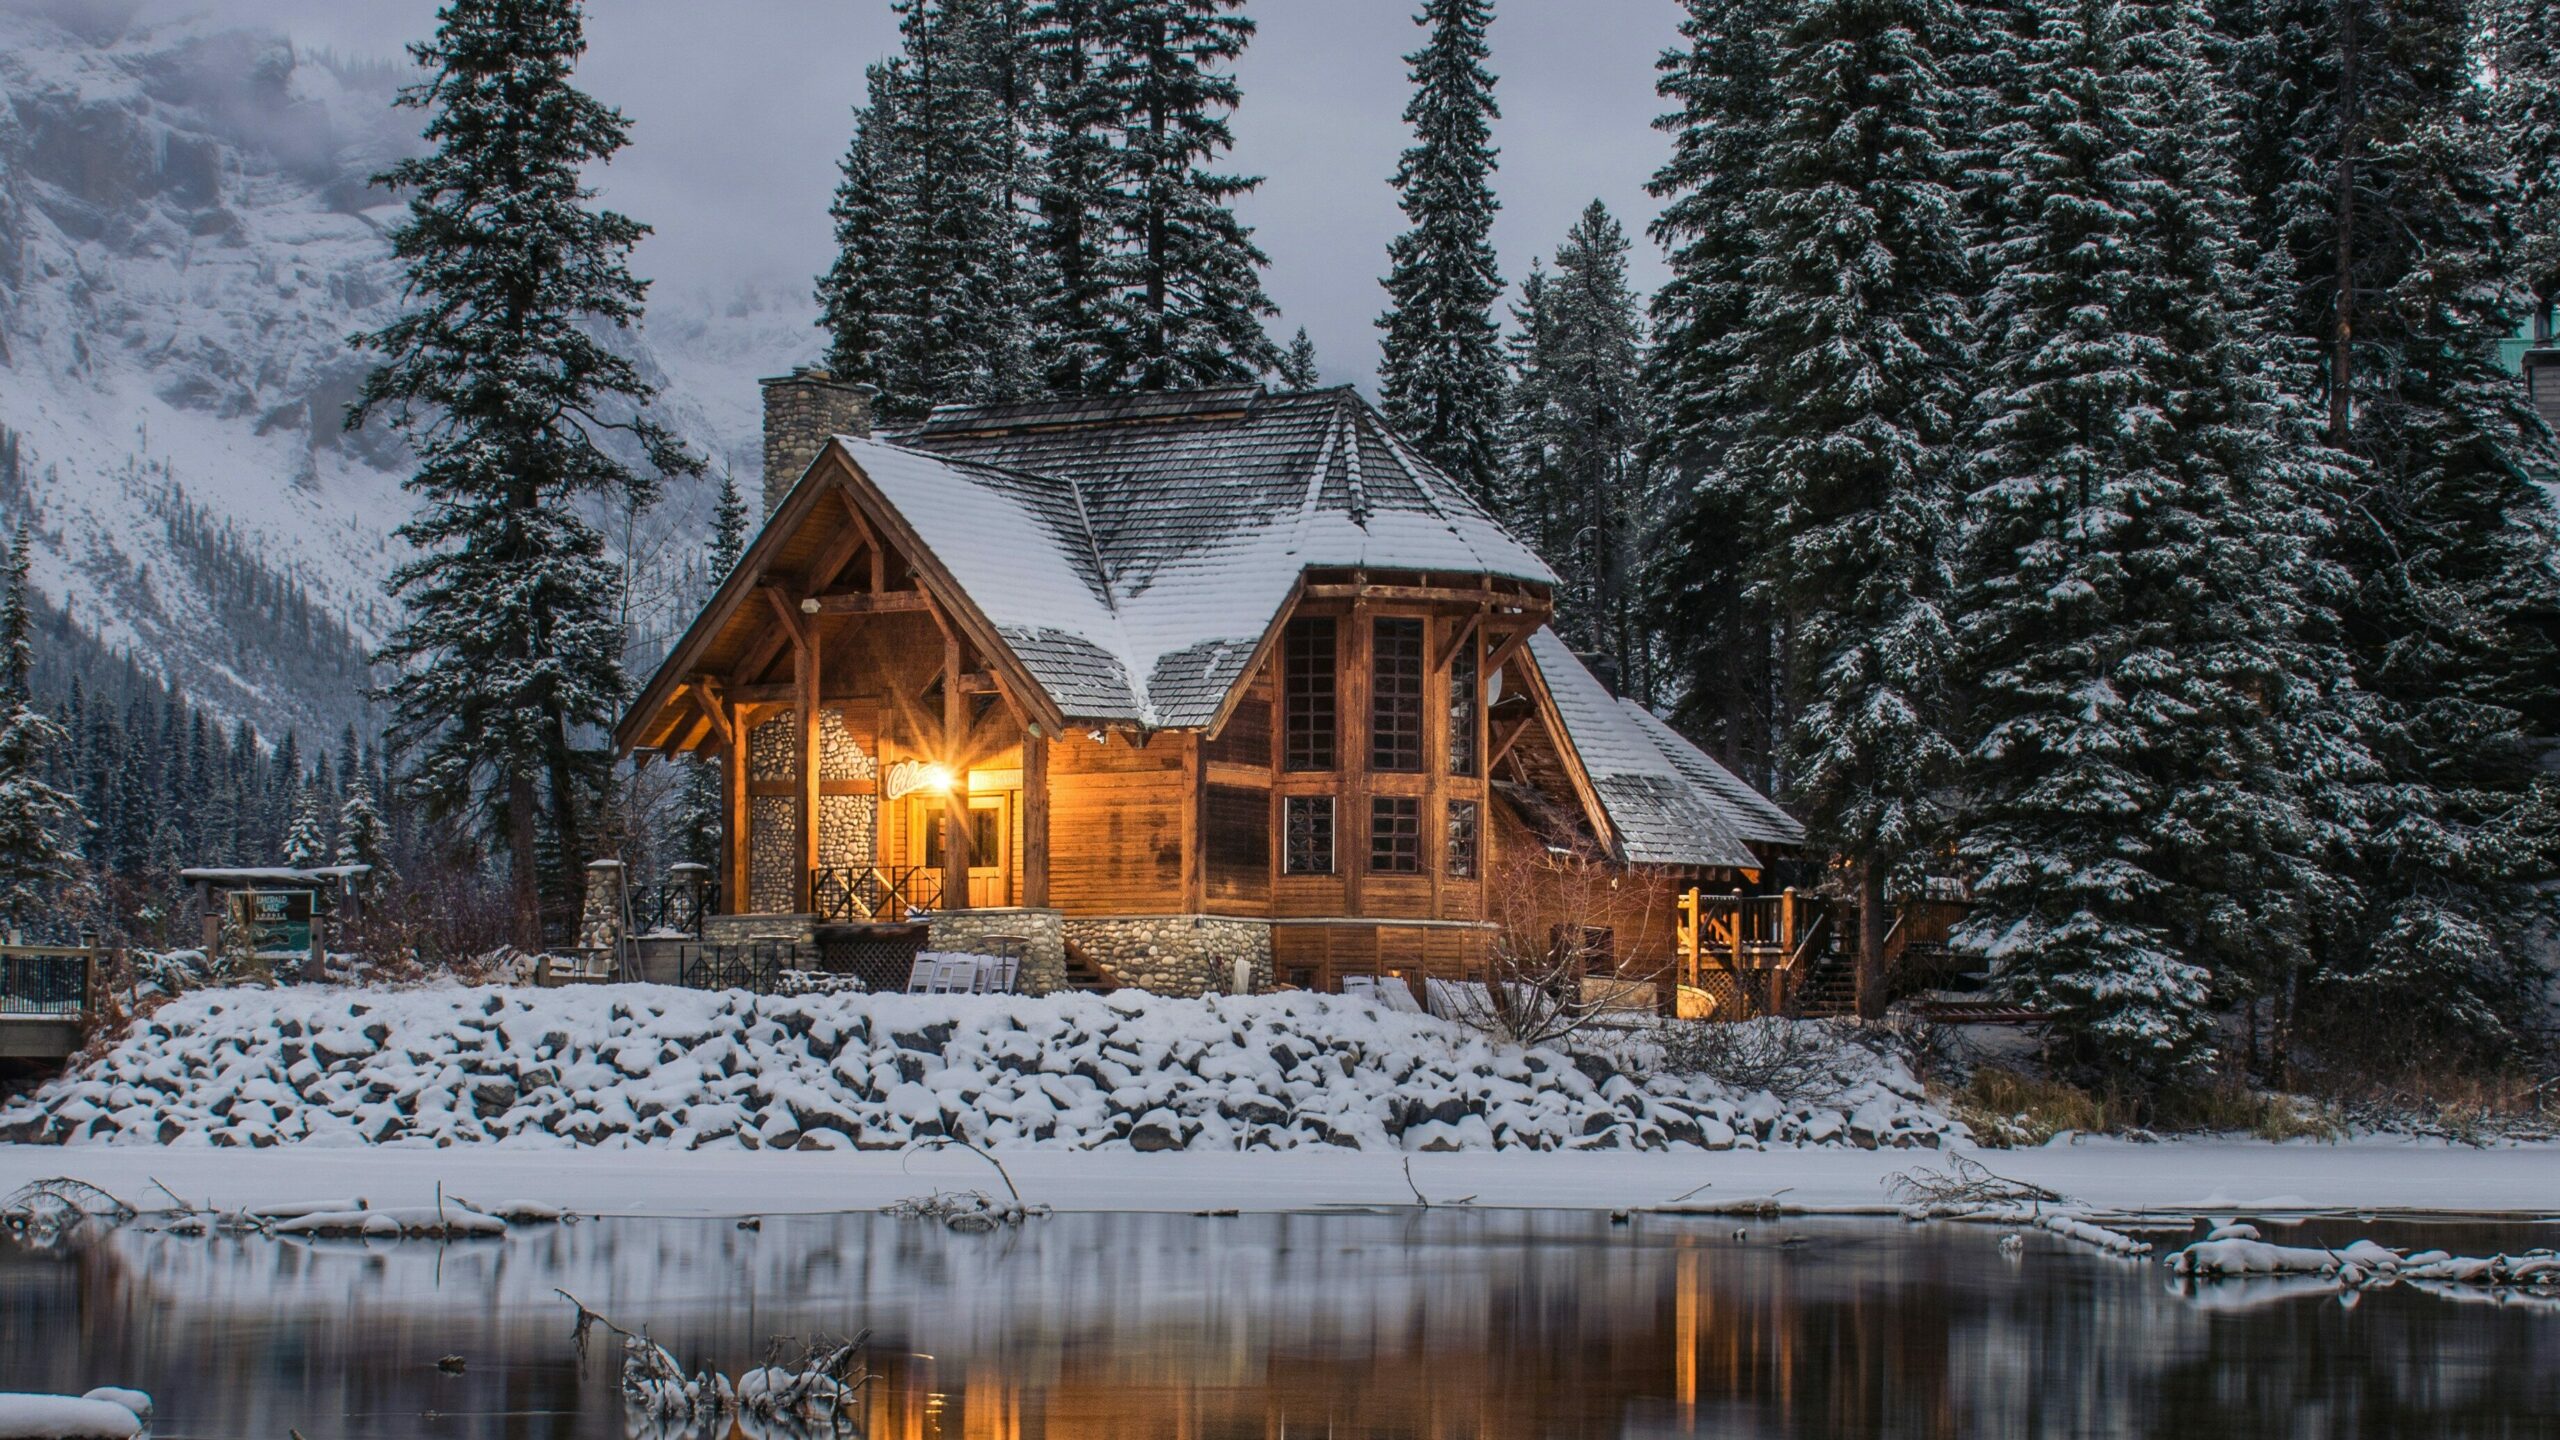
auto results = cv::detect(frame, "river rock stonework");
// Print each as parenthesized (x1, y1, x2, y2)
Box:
(926, 909, 1066, 995)
(1063, 916, 1273, 996)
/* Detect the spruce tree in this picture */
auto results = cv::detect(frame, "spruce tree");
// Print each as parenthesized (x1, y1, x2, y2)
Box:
(820, 0, 1040, 422)
(1950, 0, 2361, 1084)
(1090, 0, 1281, 390)
(1028, 0, 1124, 394)
(709, 471, 750, 578)
(2495, 0, 2560, 311)
(283, 784, 332, 869)
(1376, 0, 1507, 503)
(348, 0, 699, 946)
(1718, 0, 1971, 1016)
(1502, 202, 1658, 700)
(1644, 0, 1789, 791)
(0, 527, 87, 938)
(1277, 327, 1321, 390)
(336, 774, 395, 886)
(2222, 0, 2560, 1065)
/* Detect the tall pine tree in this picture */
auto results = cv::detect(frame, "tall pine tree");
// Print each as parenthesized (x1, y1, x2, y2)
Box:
(820, 0, 1040, 422)
(1502, 202, 1659, 700)
(0, 527, 86, 939)
(2222, 0, 2560, 1065)
(1950, 0, 2363, 1084)
(1089, 0, 1281, 390)
(1277, 327, 1321, 389)
(1376, 0, 1507, 503)
(1644, 0, 1788, 792)
(348, 0, 699, 946)
(1716, 0, 1971, 1015)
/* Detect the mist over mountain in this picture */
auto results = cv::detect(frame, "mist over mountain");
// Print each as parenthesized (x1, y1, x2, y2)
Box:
(0, 2, 808, 746)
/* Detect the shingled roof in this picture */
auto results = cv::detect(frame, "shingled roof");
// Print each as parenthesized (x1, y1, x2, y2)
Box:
(667, 385, 1801, 869)
(871, 385, 1555, 729)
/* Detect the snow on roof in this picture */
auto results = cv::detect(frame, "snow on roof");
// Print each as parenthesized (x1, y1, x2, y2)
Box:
(1527, 630, 1786, 869)
(178, 866, 373, 885)
(869, 388, 1555, 728)
(1616, 703, 1808, 851)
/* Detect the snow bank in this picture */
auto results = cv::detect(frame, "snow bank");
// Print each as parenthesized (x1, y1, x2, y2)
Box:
(2168, 1234, 2560, 1292)
(0, 1391, 148, 1440)
(0, 985, 1959, 1155)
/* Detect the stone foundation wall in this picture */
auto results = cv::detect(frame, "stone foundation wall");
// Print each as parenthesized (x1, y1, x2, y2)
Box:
(927, 908, 1066, 995)
(1064, 916, 1273, 997)
(703, 913, 816, 948)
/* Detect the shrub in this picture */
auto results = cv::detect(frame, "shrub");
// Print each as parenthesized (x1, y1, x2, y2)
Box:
(1947, 1066, 2121, 1148)
(1653, 1017, 1867, 1105)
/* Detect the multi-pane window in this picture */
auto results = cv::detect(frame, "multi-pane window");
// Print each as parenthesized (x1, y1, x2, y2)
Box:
(1448, 641, 1479, 777)
(1284, 795, 1335, 875)
(1371, 618, 1426, 771)
(1445, 799, 1480, 878)
(1370, 796, 1422, 874)
(1206, 786, 1271, 880)
(1284, 618, 1336, 771)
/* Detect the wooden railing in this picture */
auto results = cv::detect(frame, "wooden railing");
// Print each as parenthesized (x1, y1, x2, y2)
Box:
(812, 866, 945, 925)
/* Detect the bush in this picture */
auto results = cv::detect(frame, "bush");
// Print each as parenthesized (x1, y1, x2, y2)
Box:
(1652, 1017, 1867, 1105)
(1947, 1066, 2122, 1148)
(2153, 1079, 2341, 1142)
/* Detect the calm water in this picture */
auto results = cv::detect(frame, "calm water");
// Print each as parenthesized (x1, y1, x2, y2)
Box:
(3, 1209, 2556, 1439)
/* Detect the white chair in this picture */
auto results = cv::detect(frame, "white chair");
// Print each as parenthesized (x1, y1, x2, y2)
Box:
(931, 957, 974, 994)
(985, 957, 1020, 994)
(1341, 975, 1378, 1003)
(904, 955, 938, 993)
(1376, 979, 1426, 1015)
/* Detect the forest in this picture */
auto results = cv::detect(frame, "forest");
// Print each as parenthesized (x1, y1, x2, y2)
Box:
(1, 0, 2553, 1097)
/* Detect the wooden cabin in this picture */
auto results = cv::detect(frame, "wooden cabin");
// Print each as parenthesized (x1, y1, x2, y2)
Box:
(616, 374, 1806, 998)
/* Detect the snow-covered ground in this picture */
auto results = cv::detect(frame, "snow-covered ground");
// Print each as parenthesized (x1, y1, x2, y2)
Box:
(0, 984, 1959, 1154)
(1, 983, 2553, 1219)
(5, 1132, 2556, 1219)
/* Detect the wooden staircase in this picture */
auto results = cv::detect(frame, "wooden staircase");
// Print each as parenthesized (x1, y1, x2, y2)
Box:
(1061, 940, 1120, 993)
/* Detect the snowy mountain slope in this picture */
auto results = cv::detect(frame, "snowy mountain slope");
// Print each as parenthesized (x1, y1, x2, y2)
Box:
(0, 7, 812, 743)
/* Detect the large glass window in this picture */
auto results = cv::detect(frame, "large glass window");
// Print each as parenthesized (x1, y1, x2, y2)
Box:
(1370, 795, 1422, 874)
(1283, 618, 1336, 771)
(1284, 795, 1335, 875)
(1371, 618, 1426, 772)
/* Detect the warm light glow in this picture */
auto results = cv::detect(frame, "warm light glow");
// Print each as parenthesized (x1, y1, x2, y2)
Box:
(921, 763, 956, 795)
(885, 759, 959, 801)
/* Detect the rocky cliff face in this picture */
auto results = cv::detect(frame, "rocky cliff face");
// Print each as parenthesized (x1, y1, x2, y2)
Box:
(0, 5, 804, 742)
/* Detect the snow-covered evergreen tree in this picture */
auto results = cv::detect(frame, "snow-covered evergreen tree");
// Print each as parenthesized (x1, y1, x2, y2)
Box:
(1717, 0, 1972, 1016)
(1644, 0, 1788, 792)
(1502, 202, 1659, 701)
(1950, 0, 2364, 1083)
(2495, 0, 2560, 311)
(1277, 327, 1320, 390)
(283, 783, 332, 869)
(347, 0, 700, 946)
(820, 0, 1040, 422)
(1090, 0, 1281, 390)
(0, 527, 87, 939)
(1376, 0, 1507, 503)
(335, 774, 395, 887)
(2221, 0, 2560, 1065)
(710, 471, 749, 578)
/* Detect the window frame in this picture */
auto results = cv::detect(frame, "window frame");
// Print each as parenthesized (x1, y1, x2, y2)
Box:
(1369, 794, 1423, 875)
(1283, 794, 1336, 876)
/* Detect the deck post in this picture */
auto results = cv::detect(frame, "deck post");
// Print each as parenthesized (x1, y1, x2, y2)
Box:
(1023, 732, 1050, 908)
(798, 625, 822, 914)
(942, 634, 972, 911)
(1781, 887, 1797, 956)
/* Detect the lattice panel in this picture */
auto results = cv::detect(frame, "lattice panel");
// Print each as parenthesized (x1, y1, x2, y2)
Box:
(749, 794, 800, 913)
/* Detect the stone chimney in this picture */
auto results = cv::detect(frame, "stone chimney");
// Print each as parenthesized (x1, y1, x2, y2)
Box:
(760, 367, 875, 516)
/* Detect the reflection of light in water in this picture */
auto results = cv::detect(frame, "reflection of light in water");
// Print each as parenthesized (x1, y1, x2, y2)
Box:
(0, 1212, 2553, 1440)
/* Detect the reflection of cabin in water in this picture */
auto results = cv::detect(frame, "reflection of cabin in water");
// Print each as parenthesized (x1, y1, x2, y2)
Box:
(617, 374, 1805, 999)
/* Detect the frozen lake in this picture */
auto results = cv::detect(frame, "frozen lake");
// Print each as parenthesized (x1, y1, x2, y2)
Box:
(3, 1209, 2556, 1438)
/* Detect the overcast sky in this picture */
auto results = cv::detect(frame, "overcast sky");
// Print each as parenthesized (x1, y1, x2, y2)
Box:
(180, 0, 1685, 390)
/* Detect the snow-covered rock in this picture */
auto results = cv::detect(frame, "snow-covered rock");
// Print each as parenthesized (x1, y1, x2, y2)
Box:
(0, 1391, 148, 1440)
(0, 984, 1961, 1155)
